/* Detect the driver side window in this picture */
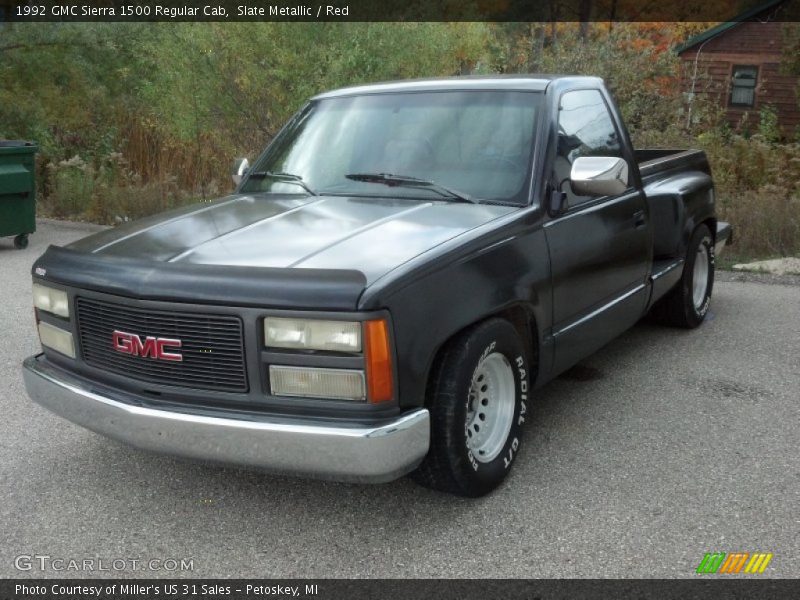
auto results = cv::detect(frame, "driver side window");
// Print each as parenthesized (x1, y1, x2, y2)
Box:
(555, 89, 624, 207)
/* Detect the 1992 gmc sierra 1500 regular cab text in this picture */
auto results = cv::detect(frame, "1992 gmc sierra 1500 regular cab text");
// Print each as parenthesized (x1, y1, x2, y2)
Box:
(23, 76, 731, 496)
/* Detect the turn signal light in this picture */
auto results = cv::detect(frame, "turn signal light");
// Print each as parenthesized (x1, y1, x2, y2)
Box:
(365, 319, 393, 403)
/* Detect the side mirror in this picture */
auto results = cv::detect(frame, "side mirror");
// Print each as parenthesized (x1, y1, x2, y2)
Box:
(231, 157, 250, 186)
(570, 156, 629, 197)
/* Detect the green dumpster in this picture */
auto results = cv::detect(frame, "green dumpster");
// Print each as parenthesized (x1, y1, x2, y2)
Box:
(0, 140, 37, 249)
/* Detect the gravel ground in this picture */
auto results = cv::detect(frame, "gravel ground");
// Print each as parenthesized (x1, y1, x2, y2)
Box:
(1, 219, 798, 579)
(717, 268, 800, 287)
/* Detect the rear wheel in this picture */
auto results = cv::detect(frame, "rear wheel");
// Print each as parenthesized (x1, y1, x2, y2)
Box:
(412, 318, 530, 497)
(653, 224, 714, 328)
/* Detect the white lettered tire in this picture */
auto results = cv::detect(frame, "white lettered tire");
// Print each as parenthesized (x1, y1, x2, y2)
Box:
(412, 318, 530, 497)
(652, 224, 715, 328)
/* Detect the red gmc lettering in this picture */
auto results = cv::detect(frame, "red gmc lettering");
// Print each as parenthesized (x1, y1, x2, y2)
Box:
(112, 330, 183, 361)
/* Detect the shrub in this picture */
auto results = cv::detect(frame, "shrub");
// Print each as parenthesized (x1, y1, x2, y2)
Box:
(698, 131, 800, 258)
(632, 124, 800, 259)
(44, 156, 95, 217)
(758, 105, 781, 143)
(40, 152, 203, 224)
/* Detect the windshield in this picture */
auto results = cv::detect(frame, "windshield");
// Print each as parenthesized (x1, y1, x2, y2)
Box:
(242, 91, 541, 205)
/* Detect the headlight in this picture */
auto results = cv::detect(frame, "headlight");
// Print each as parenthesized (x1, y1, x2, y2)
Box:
(38, 322, 75, 358)
(33, 283, 69, 318)
(269, 366, 366, 401)
(264, 317, 361, 352)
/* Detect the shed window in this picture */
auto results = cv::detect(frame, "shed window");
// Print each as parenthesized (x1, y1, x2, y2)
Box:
(730, 66, 758, 107)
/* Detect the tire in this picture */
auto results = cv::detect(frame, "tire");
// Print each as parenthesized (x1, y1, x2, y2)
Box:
(13, 234, 29, 250)
(412, 318, 530, 497)
(653, 224, 714, 328)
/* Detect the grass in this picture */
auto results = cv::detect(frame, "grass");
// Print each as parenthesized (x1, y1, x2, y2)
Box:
(38, 153, 210, 225)
(700, 133, 800, 260)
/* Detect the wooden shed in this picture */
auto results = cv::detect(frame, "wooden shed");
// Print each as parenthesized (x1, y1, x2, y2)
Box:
(677, 0, 800, 138)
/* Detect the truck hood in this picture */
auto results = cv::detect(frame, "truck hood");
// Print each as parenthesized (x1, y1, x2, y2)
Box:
(68, 193, 516, 285)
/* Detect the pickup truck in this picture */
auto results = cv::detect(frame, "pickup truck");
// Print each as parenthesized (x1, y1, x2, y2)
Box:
(23, 76, 731, 497)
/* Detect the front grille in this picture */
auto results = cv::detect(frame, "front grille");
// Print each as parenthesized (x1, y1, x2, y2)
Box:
(76, 297, 248, 393)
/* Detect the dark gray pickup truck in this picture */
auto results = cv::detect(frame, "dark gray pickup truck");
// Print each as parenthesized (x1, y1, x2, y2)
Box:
(23, 76, 731, 496)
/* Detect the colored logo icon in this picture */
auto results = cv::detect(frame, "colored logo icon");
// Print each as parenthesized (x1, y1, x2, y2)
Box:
(696, 552, 773, 574)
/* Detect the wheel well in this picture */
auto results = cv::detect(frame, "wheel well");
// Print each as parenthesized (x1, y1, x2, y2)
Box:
(701, 217, 717, 243)
(495, 305, 539, 373)
(423, 305, 540, 402)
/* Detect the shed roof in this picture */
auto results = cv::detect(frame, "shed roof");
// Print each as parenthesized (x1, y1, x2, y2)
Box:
(675, 0, 789, 54)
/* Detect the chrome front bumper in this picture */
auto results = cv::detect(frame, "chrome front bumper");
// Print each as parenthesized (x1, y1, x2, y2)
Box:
(23, 355, 430, 483)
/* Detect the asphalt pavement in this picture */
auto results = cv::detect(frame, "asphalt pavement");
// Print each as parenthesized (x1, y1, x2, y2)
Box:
(1, 219, 798, 578)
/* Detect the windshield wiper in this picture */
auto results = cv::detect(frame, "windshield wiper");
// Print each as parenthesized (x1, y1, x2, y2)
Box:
(247, 171, 317, 196)
(345, 173, 478, 204)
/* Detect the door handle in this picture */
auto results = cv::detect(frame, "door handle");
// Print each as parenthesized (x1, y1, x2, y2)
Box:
(632, 210, 647, 229)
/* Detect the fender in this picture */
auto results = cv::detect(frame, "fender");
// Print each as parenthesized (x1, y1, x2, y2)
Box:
(644, 170, 714, 259)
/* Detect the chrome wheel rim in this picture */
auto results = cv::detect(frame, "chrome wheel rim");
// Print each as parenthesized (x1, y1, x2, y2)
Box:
(466, 352, 515, 463)
(692, 244, 709, 310)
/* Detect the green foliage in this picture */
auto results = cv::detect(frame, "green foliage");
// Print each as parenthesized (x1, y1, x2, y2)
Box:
(45, 157, 95, 217)
(1, 22, 798, 259)
(39, 151, 200, 222)
(1, 22, 489, 210)
(758, 105, 781, 143)
(780, 22, 800, 106)
(536, 25, 683, 136)
(697, 130, 800, 257)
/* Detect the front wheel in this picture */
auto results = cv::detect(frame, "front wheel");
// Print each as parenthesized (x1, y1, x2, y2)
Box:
(653, 224, 714, 328)
(412, 318, 530, 497)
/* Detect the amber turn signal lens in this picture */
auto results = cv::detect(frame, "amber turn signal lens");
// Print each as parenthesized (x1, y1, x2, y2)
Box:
(364, 319, 393, 403)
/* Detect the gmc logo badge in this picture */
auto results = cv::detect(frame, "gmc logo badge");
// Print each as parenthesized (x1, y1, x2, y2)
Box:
(112, 330, 183, 362)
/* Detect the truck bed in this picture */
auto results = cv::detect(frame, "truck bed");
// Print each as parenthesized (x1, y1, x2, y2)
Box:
(636, 148, 731, 262)
(635, 148, 709, 181)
